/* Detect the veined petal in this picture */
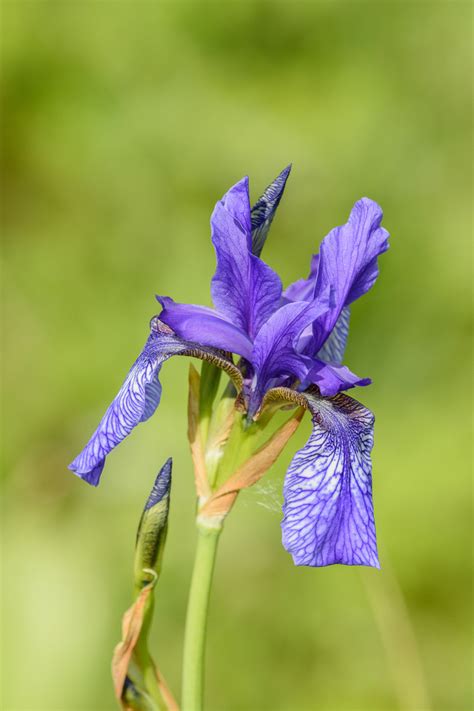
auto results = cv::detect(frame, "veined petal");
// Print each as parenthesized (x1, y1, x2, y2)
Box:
(306, 359, 370, 397)
(252, 300, 328, 383)
(284, 275, 350, 364)
(218, 174, 252, 239)
(69, 321, 242, 486)
(157, 296, 253, 361)
(282, 391, 379, 568)
(68, 329, 183, 485)
(210, 177, 282, 338)
(312, 198, 389, 350)
(316, 306, 350, 364)
(251, 164, 291, 258)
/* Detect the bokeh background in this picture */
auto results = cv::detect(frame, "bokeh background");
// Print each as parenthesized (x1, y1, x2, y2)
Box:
(2, 2, 472, 710)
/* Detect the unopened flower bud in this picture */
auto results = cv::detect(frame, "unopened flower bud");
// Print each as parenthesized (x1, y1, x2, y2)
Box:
(134, 458, 172, 590)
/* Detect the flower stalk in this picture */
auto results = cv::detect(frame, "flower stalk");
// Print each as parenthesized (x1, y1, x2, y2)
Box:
(181, 364, 305, 710)
(181, 521, 222, 711)
(68, 167, 393, 709)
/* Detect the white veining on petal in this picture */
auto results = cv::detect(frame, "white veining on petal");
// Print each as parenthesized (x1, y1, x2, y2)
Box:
(69, 330, 239, 485)
(282, 392, 379, 568)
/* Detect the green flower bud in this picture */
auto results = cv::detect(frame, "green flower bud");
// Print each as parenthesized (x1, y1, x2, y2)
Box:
(134, 458, 172, 590)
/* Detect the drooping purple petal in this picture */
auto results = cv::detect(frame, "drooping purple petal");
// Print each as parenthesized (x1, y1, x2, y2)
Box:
(306, 359, 370, 397)
(251, 165, 291, 258)
(69, 322, 240, 486)
(68, 328, 190, 486)
(210, 177, 282, 339)
(312, 198, 389, 351)
(282, 391, 379, 568)
(157, 296, 253, 361)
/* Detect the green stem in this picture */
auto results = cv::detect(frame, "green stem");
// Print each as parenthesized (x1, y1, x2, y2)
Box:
(134, 597, 167, 711)
(181, 521, 222, 711)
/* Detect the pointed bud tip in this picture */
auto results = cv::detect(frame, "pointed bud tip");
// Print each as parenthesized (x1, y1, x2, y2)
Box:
(144, 458, 172, 510)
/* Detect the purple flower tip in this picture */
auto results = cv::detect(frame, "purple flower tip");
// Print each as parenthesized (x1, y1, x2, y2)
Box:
(68, 459, 104, 487)
(144, 457, 172, 510)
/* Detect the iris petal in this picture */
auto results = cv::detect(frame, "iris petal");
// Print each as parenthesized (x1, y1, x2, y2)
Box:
(68, 329, 188, 485)
(248, 297, 330, 417)
(282, 391, 379, 568)
(157, 296, 253, 361)
(284, 261, 351, 364)
(312, 198, 389, 351)
(252, 300, 329, 384)
(316, 306, 350, 365)
(69, 323, 241, 486)
(306, 358, 370, 397)
(210, 177, 282, 339)
(159, 170, 291, 361)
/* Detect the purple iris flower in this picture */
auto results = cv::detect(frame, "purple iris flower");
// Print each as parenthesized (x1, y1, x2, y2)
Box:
(69, 166, 389, 568)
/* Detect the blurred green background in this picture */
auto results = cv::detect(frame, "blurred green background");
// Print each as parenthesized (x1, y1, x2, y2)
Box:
(1, 2, 472, 710)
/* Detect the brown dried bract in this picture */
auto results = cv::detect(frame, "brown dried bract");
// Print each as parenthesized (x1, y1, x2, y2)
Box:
(112, 580, 179, 710)
(112, 582, 154, 700)
(199, 407, 305, 519)
(187, 365, 211, 499)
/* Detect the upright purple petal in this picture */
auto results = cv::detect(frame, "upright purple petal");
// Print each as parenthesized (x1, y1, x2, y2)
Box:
(312, 198, 389, 350)
(316, 306, 350, 365)
(157, 296, 253, 361)
(219, 175, 252, 237)
(306, 359, 371, 397)
(284, 258, 351, 363)
(211, 177, 282, 339)
(282, 392, 379, 568)
(251, 165, 291, 258)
